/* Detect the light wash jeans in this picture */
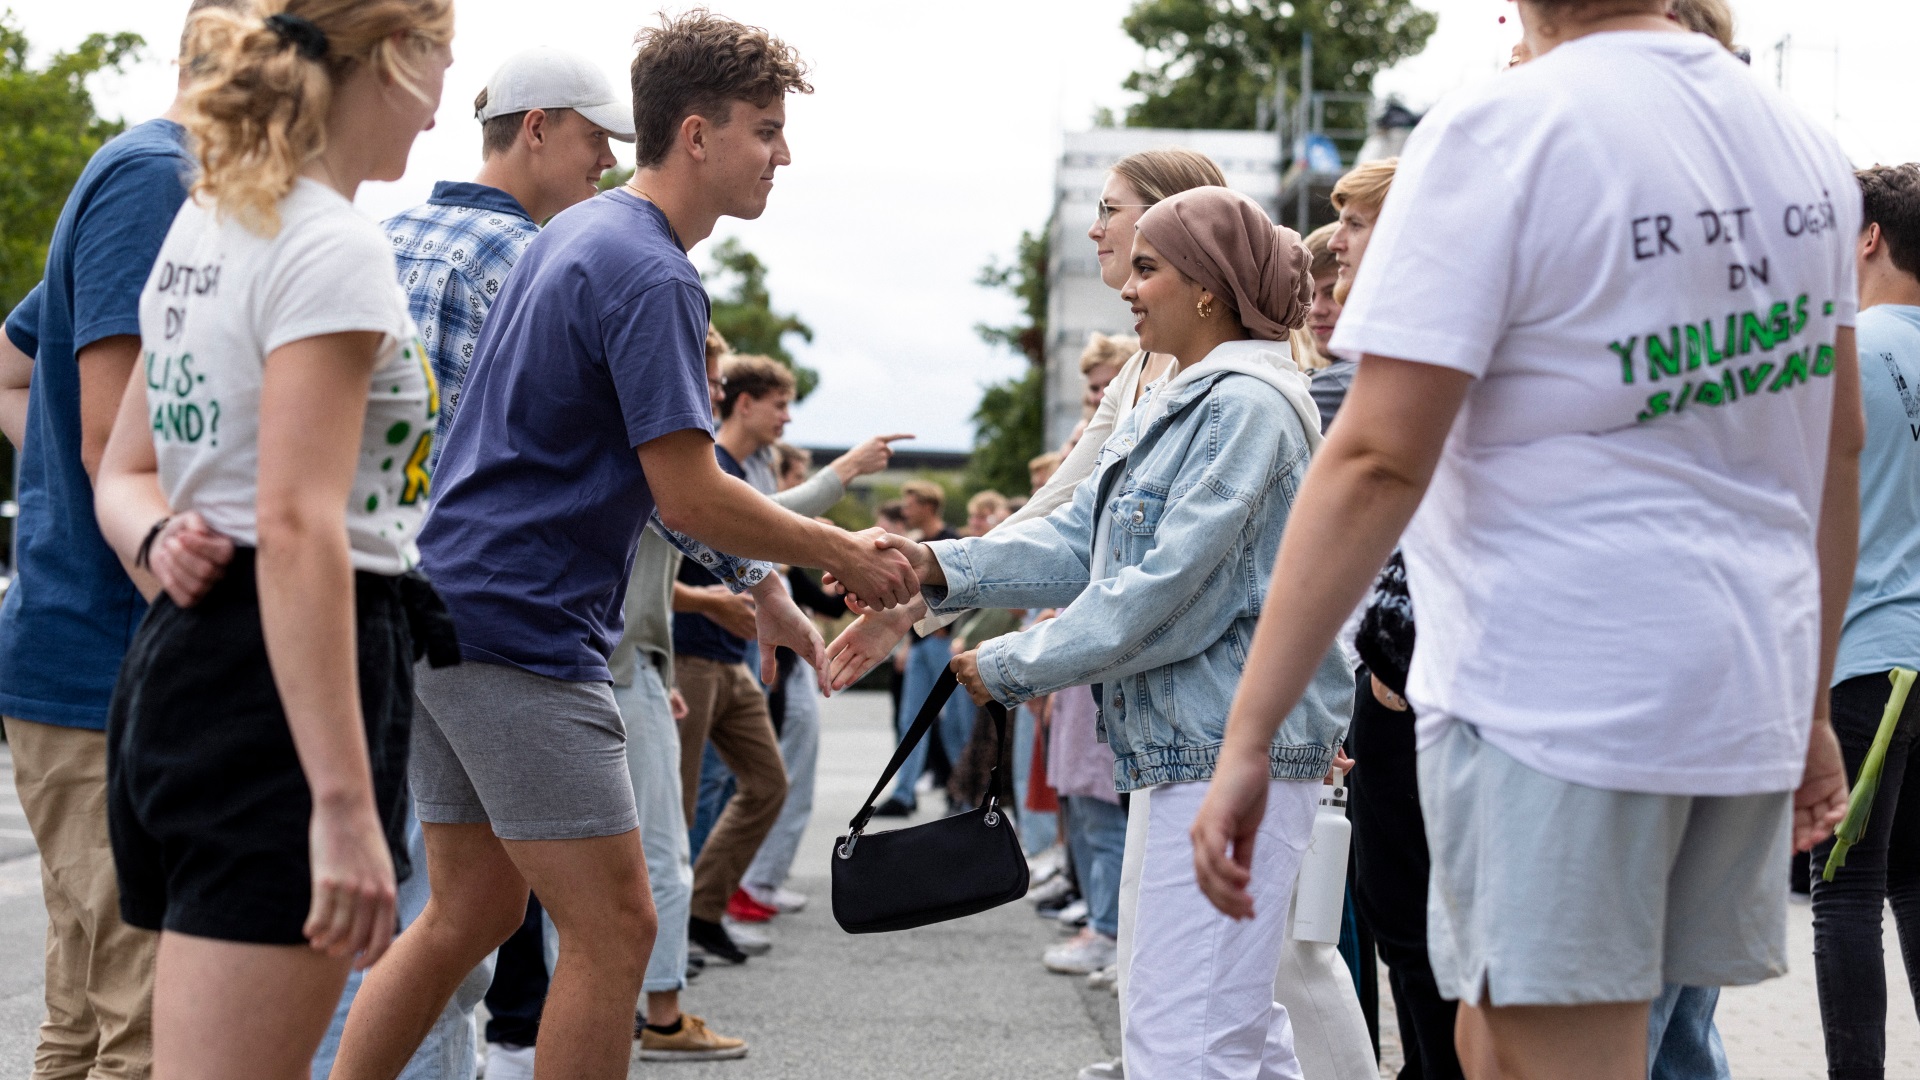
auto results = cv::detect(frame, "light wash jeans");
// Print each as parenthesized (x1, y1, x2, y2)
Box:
(1013, 702, 1058, 853)
(743, 659, 820, 895)
(1062, 795, 1126, 938)
(1648, 983, 1730, 1080)
(889, 633, 973, 808)
(312, 808, 492, 1080)
(617, 661, 693, 993)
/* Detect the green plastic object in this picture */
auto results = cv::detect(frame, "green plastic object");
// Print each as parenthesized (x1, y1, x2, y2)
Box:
(1824, 667, 1917, 882)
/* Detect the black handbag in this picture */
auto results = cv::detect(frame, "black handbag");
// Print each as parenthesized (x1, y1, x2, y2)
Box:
(831, 668, 1030, 933)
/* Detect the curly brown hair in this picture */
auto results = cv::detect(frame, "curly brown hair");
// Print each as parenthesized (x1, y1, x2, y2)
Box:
(183, 0, 453, 236)
(1860, 164, 1920, 281)
(629, 9, 812, 169)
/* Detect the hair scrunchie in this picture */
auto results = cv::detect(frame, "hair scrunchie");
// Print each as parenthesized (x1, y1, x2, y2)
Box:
(266, 12, 330, 61)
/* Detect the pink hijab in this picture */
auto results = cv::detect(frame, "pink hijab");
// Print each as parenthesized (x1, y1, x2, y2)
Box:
(1134, 188, 1313, 342)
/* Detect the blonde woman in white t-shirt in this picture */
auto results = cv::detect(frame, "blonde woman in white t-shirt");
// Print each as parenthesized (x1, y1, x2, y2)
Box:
(92, 4, 453, 1078)
(1191, 2, 1862, 1078)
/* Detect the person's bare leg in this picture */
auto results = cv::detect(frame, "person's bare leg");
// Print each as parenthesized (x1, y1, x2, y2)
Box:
(645, 989, 681, 1027)
(152, 932, 350, 1080)
(1455, 1000, 1648, 1080)
(505, 830, 654, 1080)
(331, 823, 527, 1080)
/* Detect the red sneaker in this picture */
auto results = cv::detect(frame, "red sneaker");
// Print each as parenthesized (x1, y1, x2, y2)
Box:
(726, 888, 778, 923)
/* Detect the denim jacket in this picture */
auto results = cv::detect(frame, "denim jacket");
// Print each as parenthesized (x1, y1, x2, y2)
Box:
(925, 341, 1355, 791)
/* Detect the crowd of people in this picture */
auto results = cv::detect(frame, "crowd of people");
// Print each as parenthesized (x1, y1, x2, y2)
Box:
(0, 0, 1917, 1079)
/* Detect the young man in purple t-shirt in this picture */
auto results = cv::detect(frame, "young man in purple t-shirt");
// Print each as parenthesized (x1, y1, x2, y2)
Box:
(330, 14, 915, 1079)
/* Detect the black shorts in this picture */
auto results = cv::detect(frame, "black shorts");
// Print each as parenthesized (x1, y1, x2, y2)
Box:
(106, 548, 416, 945)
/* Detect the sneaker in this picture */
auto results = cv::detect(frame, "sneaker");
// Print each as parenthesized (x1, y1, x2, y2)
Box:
(721, 917, 772, 956)
(687, 916, 748, 964)
(1077, 1058, 1125, 1080)
(636, 1013, 749, 1062)
(483, 1043, 534, 1080)
(744, 883, 808, 913)
(1085, 963, 1118, 991)
(1052, 898, 1090, 927)
(1027, 844, 1066, 885)
(872, 797, 914, 818)
(1045, 929, 1117, 975)
(726, 888, 779, 923)
(1029, 874, 1074, 907)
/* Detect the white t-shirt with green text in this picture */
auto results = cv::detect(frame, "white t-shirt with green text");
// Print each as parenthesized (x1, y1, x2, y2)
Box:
(1330, 30, 1860, 796)
(139, 178, 437, 576)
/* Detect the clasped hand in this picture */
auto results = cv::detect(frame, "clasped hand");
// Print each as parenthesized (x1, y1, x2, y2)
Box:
(830, 533, 942, 615)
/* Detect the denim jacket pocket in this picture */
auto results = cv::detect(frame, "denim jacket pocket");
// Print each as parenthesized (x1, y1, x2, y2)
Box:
(1108, 488, 1167, 566)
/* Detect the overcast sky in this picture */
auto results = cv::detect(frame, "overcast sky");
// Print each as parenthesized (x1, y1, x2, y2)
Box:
(11, 0, 1917, 450)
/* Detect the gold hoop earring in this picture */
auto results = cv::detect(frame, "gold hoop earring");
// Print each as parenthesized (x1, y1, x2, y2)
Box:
(1196, 297, 1214, 320)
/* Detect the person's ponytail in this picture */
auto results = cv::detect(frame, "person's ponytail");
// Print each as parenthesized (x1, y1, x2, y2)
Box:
(182, 0, 454, 236)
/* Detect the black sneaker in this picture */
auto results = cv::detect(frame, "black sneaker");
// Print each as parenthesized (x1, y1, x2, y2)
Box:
(688, 916, 748, 964)
(871, 797, 914, 818)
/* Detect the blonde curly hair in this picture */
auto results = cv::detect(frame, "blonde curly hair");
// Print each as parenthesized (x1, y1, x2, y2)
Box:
(182, 0, 454, 235)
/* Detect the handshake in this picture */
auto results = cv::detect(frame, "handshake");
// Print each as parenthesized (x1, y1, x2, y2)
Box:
(824, 531, 945, 615)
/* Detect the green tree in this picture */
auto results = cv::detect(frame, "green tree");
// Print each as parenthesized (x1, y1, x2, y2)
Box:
(704, 237, 818, 399)
(967, 228, 1049, 496)
(1120, 0, 1436, 131)
(0, 14, 144, 315)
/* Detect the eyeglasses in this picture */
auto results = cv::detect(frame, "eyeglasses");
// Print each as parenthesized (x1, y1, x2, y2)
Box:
(707, 376, 727, 394)
(1096, 199, 1153, 226)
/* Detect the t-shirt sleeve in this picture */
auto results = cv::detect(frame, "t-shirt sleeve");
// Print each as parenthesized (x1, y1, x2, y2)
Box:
(5, 283, 45, 358)
(603, 278, 714, 449)
(260, 209, 408, 355)
(1830, 152, 1864, 329)
(1328, 105, 1525, 378)
(70, 152, 191, 353)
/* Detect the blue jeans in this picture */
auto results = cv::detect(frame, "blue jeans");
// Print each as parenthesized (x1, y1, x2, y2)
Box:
(616, 661, 693, 993)
(1648, 983, 1730, 1080)
(1013, 702, 1057, 853)
(890, 633, 973, 808)
(1063, 795, 1125, 938)
(744, 659, 820, 895)
(312, 808, 492, 1080)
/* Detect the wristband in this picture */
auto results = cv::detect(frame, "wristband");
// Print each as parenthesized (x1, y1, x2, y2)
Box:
(134, 516, 171, 570)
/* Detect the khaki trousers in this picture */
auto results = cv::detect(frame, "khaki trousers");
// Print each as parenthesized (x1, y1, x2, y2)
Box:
(673, 656, 787, 923)
(5, 718, 155, 1080)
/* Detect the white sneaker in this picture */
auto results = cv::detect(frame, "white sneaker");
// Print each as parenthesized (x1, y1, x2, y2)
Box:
(1044, 929, 1117, 975)
(721, 917, 773, 956)
(1029, 874, 1074, 907)
(1027, 843, 1066, 884)
(1053, 898, 1089, 927)
(1085, 963, 1118, 991)
(744, 883, 808, 913)
(484, 1043, 534, 1080)
(1078, 1058, 1125, 1079)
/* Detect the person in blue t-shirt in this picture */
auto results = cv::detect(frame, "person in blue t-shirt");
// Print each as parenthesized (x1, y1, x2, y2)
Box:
(1812, 162, 1920, 1080)
(0, 4, 245, 1075)
(330, 14, 915, 1078)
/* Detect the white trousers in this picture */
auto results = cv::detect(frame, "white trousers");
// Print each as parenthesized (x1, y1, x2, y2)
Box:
(1114, 778, 1321, 1080)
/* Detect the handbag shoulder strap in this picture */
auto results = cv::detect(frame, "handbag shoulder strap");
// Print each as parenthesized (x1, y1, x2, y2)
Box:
(847, 667, 959, 835)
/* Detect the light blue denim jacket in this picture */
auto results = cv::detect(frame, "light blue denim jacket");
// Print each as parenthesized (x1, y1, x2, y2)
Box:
(925, 341, 1355, 792)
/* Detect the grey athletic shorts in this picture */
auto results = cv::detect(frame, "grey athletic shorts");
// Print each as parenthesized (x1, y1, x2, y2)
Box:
(410, 660, 638, 841)
(1418, 721, 1791, 1007)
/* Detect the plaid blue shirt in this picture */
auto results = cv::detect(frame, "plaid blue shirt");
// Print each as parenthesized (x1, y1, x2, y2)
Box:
(386, 182, 768, 593)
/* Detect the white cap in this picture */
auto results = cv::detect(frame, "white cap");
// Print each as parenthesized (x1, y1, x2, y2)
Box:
(476, 48, 635, 143)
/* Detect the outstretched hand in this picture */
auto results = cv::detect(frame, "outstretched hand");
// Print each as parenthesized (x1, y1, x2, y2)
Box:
(836, 532, 943, 615)
(750, 578, 831, 696)
(1189, 747, 1273, 920)
(824, 528, 918, 613)
(826, 606, 915, 692)
(831, 433, 914, 482)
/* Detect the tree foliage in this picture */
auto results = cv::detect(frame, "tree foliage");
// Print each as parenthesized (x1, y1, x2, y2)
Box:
(968, 229, 1050, 495)
(1120, 0, 1436, 130)
(0, 15, 143, 315)
(704, 237, 817, 400)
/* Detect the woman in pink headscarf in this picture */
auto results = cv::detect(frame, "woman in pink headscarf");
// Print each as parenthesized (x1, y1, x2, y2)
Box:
(871, 188, 1354, 1078)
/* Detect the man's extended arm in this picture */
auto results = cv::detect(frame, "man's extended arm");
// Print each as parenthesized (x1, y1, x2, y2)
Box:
(639, 428, 913, 609)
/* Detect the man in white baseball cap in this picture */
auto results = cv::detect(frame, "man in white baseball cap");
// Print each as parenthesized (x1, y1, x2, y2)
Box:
(476, 46, 637, 147)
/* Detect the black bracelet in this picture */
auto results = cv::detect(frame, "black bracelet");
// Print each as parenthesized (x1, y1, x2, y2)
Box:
(134, 516, 171, 570)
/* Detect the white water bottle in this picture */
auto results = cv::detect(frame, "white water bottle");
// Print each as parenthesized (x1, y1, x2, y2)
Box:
(1289, 785, 1351, 944)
